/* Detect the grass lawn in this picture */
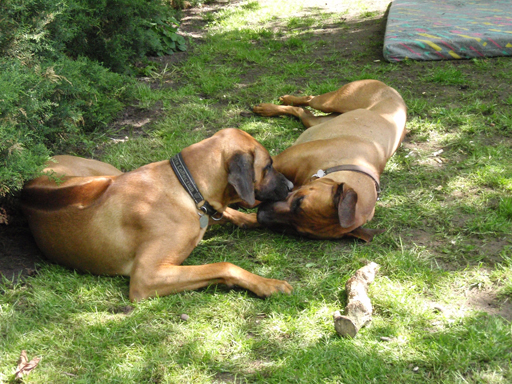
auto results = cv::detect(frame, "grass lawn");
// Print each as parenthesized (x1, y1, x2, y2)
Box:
(1, 0, 512, 382)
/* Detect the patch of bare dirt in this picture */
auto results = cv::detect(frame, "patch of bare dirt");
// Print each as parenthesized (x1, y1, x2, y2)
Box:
(429, 286, 512, 322)
(466, 288, 512, 321)
(0, 205, 42, 282)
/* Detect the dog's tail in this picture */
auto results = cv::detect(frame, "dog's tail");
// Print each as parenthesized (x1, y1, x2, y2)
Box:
(21, 176, 115, 211)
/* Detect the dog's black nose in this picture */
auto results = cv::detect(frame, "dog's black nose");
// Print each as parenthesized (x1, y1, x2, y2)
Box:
(257, 202, 301, 236)
(274, 174, 293, 201)
(254, 170, 293, 202)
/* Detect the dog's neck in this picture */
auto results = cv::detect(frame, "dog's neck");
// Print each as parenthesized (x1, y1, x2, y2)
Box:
(323, 171, 378, 220)
(178, 141, 237, 213)
(170, 153, 220, 217)
(316, 164, 380, 196)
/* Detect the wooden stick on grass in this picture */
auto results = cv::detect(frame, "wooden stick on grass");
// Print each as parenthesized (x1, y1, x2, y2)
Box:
(333, 262, 380, 338)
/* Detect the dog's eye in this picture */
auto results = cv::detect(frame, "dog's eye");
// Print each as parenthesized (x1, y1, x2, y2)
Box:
(263, 163, 272, 173)
(291, 196, 305, 213)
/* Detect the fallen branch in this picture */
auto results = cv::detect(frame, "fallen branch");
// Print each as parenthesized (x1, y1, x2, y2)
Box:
(333, 262, 380, 338)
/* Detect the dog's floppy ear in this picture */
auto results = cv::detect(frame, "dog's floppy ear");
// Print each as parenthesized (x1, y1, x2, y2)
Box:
(346, 227, 386, 242)
(228, 152, 256, 206)
(335, 183, 358, 228)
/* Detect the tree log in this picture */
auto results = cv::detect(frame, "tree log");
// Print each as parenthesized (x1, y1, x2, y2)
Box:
(333, 262, 380, 338)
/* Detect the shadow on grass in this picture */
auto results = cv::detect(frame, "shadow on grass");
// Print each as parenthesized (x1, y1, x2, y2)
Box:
(3, 271, 510, 383)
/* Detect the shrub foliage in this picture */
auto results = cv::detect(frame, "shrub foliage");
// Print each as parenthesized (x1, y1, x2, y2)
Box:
(0, 0, 183, 199)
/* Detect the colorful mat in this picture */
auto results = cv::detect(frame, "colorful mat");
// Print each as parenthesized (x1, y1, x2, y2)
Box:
(383, 0, 512, 61)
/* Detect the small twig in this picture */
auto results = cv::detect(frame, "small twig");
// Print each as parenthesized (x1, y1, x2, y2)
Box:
(333, 262, 380, 338)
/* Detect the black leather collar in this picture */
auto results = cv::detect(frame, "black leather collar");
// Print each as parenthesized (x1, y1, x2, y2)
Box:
(170, 153, 221, 218)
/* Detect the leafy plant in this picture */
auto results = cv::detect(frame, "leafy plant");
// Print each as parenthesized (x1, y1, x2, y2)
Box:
(149, 16, 187, 56)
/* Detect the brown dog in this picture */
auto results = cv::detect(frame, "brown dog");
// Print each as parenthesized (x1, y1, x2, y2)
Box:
(21, 129, 293, 301)
(225, 80, 407, 241)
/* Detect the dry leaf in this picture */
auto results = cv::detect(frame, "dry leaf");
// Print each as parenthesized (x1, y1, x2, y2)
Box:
(0, 207, 8, 225)
(15, 350, 41, 380)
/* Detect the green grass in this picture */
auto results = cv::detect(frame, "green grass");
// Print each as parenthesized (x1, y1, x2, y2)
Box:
(2, 0, 512, 383)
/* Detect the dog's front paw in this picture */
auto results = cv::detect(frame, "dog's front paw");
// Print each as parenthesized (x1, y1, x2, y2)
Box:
(255, 278, 293, 297)
(235, 212, 259, 229)
(221, 208, 260, 229)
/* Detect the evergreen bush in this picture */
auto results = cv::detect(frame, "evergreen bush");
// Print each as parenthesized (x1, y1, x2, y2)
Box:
(0, 0, 184, 199)
(0, 56, 128, 197)
(1, 0, 184, 73)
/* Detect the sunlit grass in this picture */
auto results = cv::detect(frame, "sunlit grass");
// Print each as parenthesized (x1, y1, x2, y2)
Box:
(2, 0, 512, 382)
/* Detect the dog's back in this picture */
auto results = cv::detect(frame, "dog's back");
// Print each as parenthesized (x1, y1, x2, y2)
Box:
(22, 155, 123, 210)
(293, 81, 407, 158)
(41, 155, 123, 178)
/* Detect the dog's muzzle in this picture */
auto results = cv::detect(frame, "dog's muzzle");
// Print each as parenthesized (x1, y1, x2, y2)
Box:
(256, 172, 293, 202)
(257, 200, 302, 236)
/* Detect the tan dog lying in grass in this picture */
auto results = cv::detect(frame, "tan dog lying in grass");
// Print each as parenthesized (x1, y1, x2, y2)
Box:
(21, 129, 293, 301)
(225, 80, 407, 242)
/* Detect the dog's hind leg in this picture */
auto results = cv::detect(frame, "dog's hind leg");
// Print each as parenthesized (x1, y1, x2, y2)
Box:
(127, 234, 293, 301)
(298, 112, 340, 128)
(278, 95, 314, 106)
(253, 103, 339, 128)
(280, 90, 344, 114)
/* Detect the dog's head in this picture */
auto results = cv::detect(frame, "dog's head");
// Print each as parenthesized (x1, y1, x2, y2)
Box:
(257, 178, 382, 241)
(219, 129, 293, 206)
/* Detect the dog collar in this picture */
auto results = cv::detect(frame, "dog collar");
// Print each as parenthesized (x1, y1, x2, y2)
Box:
(170, 153, 223, 227)
(312, 164, 381, 197)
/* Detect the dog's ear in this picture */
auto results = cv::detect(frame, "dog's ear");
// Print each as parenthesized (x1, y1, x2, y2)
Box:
(346, 227, 386, 242)
(335, 183, 358, 228)
(228, 152, 256, 206)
